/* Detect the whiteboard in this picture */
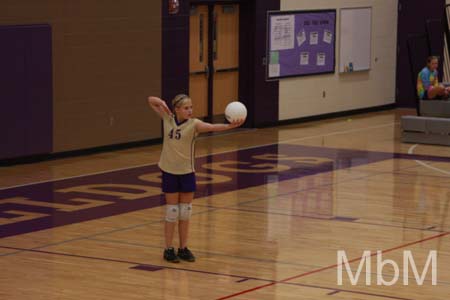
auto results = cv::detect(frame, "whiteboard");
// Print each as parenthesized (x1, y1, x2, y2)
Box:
(339, 7, 372, 73)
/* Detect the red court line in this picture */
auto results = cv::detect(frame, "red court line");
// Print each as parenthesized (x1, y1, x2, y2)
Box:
(216, 231, 450, 300)
(327, 290, 340, 295)
(0, 245, 423, 300)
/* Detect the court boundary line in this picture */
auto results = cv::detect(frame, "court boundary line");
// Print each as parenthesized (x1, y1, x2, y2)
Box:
(408, 144, 450, 176)
(0, 245, 271, 282)
(2, 225, 448, 288)
(86, 237, 326, 269)
(197, 204, 445, 232)
(216, 231, 450, 300)
(0, 206, 221, 257)
(86, 236, 450, 287)
(0, 122, 398, 191)
(0, 244, 419, 300)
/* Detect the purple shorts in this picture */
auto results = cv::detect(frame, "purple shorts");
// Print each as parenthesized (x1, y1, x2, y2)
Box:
(161, 171, 196, 193)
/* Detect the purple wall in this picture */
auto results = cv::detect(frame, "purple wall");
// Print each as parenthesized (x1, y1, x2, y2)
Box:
(396, 0, 445, 108)
(240, 0, 280, 127)
(0, 27, 27, 159)
(162, 1, 190, 105)
(0, 25, 52, 160)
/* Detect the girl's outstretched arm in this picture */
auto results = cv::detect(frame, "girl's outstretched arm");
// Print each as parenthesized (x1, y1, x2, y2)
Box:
(195, 119, 244, 133)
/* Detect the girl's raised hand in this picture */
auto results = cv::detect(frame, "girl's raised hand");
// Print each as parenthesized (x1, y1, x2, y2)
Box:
(148, 96, 173, 117)
(159, 100, 173, 116)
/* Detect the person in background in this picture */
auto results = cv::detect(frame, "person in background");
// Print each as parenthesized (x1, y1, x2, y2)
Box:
(417, 56, 450, 100)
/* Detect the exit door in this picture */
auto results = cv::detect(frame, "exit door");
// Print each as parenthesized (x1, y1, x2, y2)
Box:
(189, 4, 239, 120)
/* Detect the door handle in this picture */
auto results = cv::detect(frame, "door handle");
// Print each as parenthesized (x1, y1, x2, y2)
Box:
(205, 65, 210, 79)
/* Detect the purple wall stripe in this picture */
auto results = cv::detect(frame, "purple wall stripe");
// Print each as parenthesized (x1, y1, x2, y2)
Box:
(0, 24, 52, 160)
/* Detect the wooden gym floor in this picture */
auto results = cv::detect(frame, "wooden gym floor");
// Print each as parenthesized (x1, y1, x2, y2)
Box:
(0, 108, 449, 300)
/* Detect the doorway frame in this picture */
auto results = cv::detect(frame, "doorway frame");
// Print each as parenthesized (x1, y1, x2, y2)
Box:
(162, 0, 281, 127)
(189, 1, 240, 122)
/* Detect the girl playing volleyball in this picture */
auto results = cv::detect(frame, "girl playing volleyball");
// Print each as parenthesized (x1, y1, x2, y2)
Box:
(147, 94, 244, 262)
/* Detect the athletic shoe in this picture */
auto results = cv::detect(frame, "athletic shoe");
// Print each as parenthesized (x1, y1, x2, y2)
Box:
(177, 247, 196, 262)
(163, 247, 180, 263)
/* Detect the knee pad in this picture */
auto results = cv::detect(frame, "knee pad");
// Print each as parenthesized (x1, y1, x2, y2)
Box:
(179, 203, 192, 221)
(165, 204, 179, 222)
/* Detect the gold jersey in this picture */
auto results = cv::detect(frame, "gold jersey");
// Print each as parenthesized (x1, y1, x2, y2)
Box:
(158, 114, 200, 174)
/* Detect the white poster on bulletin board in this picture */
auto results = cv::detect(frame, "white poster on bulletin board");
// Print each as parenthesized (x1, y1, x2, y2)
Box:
(339, 7, 372, 73)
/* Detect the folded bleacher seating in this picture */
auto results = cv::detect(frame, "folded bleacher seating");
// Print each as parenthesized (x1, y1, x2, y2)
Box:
(401, 106, 450, 145)
(420, 100, 450, 118)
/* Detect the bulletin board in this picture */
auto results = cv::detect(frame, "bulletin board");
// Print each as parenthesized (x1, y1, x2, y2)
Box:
(266, 9, 336, 80)
(339, 7, 372, 73)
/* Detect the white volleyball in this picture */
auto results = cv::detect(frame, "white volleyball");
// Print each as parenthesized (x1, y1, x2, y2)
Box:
(225, 101, 247, 122)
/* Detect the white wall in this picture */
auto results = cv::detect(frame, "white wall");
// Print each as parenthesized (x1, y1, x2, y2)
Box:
(279, 0, 398, 120)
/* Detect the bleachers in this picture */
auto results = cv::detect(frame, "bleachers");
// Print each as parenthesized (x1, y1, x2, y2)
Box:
(401, 99, 450, 146)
